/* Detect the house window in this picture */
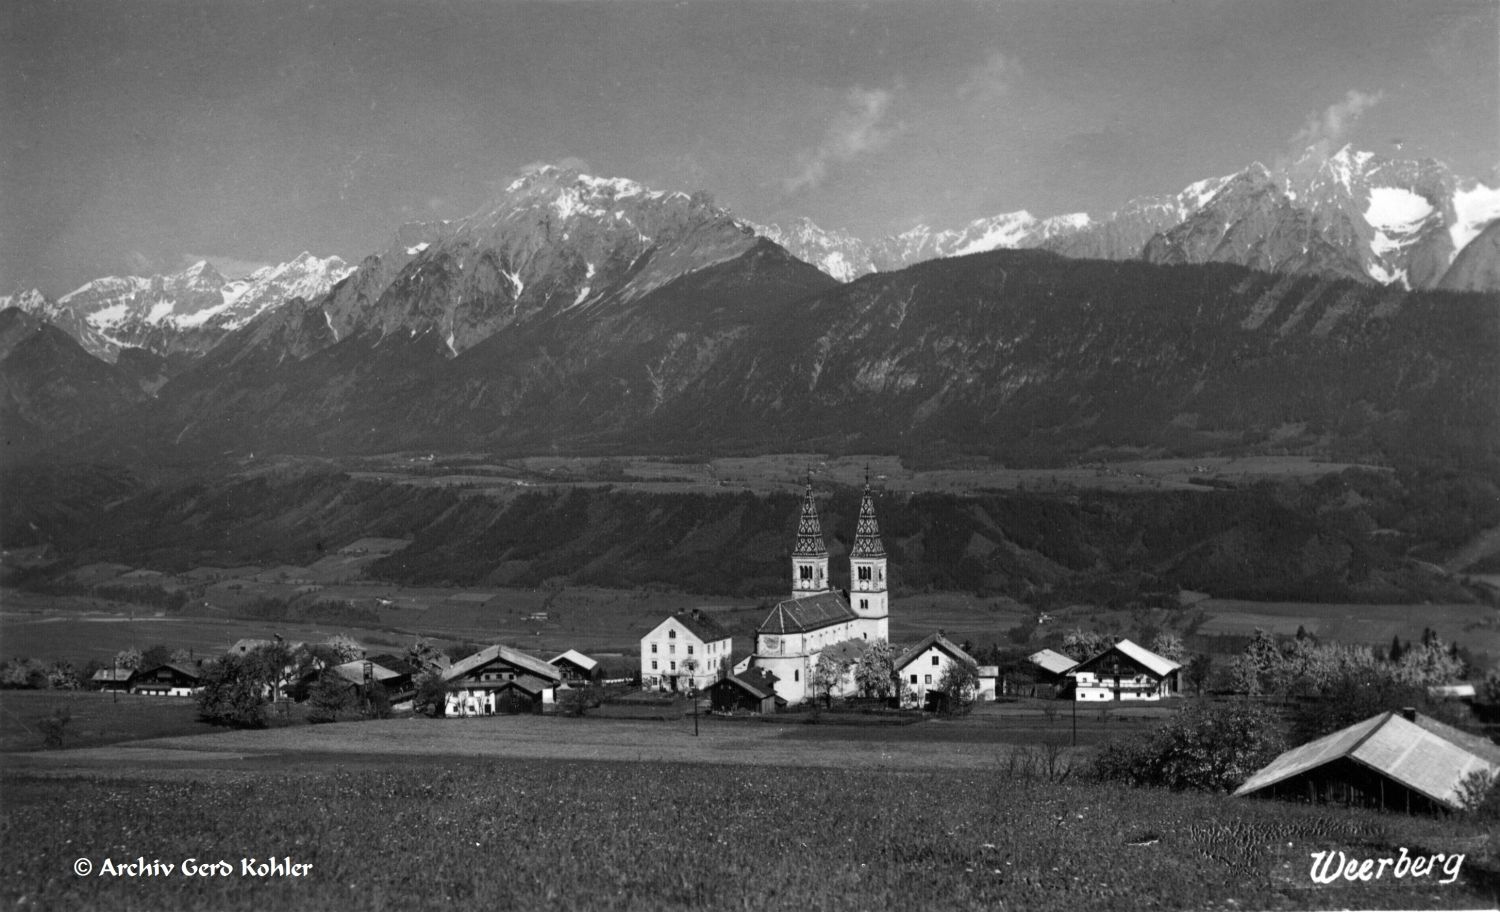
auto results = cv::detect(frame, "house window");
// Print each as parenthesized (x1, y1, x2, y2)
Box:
(687, 645, 694, 655)
(931, 656, 939, 666)
(924, 674, 932, 684)
(670, 662, 676, 671)
(651, 660, 658, 670)
(910, 674, 917, 684)
(669, 630, 676, 639)
(651, 643, 658, 654)
(669, 644, 676, 655)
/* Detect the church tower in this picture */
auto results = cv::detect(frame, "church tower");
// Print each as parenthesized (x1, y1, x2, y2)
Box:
(848, 477, 889, 641)
(791, 479, 830, 596)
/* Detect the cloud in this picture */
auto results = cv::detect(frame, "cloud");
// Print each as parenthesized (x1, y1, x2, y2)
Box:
(1289, 89, 1384, 159)
(957, 50, 1021, 103)
(785, 86, 899, 194)
(517, 156, 591, 176)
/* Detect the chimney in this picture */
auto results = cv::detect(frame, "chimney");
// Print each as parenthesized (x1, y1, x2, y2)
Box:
(1400, 706, 1417, 722)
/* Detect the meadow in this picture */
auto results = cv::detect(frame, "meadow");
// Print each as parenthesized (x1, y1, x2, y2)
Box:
(3, 746, 1493, 911)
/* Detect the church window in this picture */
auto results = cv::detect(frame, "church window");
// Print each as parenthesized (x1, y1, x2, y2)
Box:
(794, 670, 800, 682)
(860, 599, 868, 610)
(799, 565, 812, 580)
(858, 566, 871, 581)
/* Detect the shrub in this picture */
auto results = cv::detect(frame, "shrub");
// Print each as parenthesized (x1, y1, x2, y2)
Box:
(1093, 700, 1286, 792)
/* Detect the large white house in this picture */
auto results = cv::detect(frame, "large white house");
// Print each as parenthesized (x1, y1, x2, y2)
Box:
(640, 609, 733, 692)
(747, 479, 891, 705)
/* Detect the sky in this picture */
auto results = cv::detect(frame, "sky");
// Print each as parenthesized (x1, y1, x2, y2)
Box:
(3, 0, 1497, 297)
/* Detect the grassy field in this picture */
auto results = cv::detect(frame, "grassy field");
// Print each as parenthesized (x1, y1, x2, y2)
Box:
(2, 716, 1494, 911)
(1192, 599, 1500, 654)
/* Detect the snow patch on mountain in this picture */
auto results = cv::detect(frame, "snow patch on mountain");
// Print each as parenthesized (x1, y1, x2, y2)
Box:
(1451, 183, 1500, 253)
(1364, 187, 1435, 229)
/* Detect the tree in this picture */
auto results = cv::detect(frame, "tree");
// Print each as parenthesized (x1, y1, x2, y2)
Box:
(140, 644, 174, 668)
(810, 652, 850, 708)
(1148, 632, 1185, 664)
(308, 672, 356, 723)
(933, 656, 981, 714)
(197, 656, 269, 728)
(113, 647, 143, 673)
(1093, 699, 1286, 792)
(412, 668, 449, 717)
(853, 640, 898, 699)
(1061, 629, 1110, 662)
(323, 634, 365, 663)
(406, 638, 448, 674)
(1183, 653, 1213, 697)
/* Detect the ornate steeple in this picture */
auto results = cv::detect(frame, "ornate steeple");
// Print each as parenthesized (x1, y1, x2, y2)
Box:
(793, 477, 828, 558)
(851, 476, 885, 558)
(791, 475, 830, 594)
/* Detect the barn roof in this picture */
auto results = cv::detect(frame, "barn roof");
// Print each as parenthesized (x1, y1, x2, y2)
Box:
(1233, 710, 1500, 810)
(91, 668, 133, 682)
(331, 661, 405, 686)
(1071, 639, 1180, 678)
(442, 644, 562, 684)
(895, 632, 977, 673)
(1028, 649, 1079, 676)
(758, 592, 856, 635)
(137, 662, 203, 681)
(549, 649, 599, 671)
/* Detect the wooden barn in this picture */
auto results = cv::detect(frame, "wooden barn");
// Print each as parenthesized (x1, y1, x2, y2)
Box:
(91, 668, 134, 692)
(1234, 709, 1500, 813)
(707, 668, 782, 714)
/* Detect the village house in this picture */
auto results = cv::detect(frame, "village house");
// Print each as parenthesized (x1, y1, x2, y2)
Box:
(1066, 639, 1180, 701)
(894, 632, 980, 710)
(329, 654, 419, 704)
(442, 644, 563, 716)
(640, 609, 732, 693)
(1235, 708, 1500, 813)
(1027, 648, 1080, 692)
(549, 649, 600, 684)
(130, 662, 203, 697)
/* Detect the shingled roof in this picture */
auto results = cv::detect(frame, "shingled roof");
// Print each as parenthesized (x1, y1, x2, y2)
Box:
(792, 482, 829, 558)
(1070, 639, 1180, 679)
(895, 631, 977, 672)
(1028, 648, 1079, 676)
(442, 644, 562, 684)
(758, 591, 857, 635)
(1234, 710, 1500, 810)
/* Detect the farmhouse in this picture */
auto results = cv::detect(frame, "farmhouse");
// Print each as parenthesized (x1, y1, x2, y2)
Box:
(130, 662, 203, 697)
(443, 644, 563, 716)
(1234, 709, 1500, 813)
(549, 649, 600, 683)
(330, 655, 418, 702)
(1067, 639, 1180, 701)
(895, 632, 980, 710)
(641, 609, 732, 693)
(706, 667, 783, 714)
(746, 478, 891, 705)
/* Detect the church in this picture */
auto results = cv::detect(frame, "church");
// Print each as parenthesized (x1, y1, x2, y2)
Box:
(744, 478, 891, 704)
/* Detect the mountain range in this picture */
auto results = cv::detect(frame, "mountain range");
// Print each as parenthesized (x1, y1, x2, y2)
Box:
(2, 153, 1497, 471)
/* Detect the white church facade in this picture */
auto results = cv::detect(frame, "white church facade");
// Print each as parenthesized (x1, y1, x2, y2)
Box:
(747, 479, 891, 704)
